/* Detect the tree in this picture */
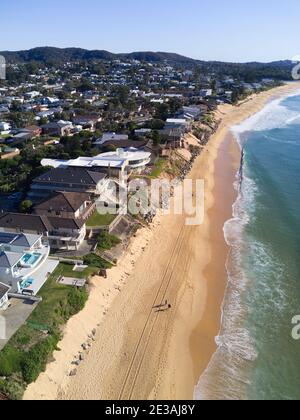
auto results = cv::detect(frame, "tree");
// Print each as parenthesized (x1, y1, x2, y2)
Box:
(19, 200, 33, 214)
(154, 104, 169, 121)
(152, 130, 162, 146)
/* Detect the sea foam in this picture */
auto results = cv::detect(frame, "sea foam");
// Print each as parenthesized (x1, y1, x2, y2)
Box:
(194, 90, 300, 401)
(232, 89, 300, 138)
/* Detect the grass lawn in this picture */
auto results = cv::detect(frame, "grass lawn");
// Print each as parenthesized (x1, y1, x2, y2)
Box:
(150, 158, 167, 178)
(86, 212, 116, 227)
(58, 262, 99, 279)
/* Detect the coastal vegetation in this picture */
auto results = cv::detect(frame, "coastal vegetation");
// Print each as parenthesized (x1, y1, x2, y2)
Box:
(97, 230, 121, 251)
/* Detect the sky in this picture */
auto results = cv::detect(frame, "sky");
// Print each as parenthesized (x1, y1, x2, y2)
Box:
(1, 0, 299, 63)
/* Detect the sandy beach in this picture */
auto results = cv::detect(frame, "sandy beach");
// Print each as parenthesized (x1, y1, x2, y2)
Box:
(23, 82, 300, 401)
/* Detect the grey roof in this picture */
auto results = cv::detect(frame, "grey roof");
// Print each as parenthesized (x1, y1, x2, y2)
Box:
(34, 168, 106, 187)
(0, 232, 17, 244)
(34, 192, 92, 213)
(0, 213, 85, 234)
(42, 121, 72, 129)
(0, 282, 10, 299)
(47, 217, 85, 230)
(0, 214, 51, 233)
(12, 233, 41, 248)
(0, 251, 23, 268)
(0, 232, 41, 247)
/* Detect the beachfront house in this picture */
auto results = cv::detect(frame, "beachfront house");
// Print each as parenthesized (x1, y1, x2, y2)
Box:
(165, 118, 191, 133)
(0, 282, 10, 310)
(33, 191, 95, 220)
(41, 148, 151, 176)
(0, 213, 87, 252)
(0, 232, 58, 295)
(159, 128, 185, 149)
(29, 168, 108, 201)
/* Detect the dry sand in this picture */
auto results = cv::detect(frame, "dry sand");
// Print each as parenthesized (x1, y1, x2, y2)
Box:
(23, 82, 300, 401)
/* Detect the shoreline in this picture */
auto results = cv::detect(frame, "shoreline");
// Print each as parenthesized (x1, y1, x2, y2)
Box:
(193, 81, 300, 400)
(23, 82, 300, 401)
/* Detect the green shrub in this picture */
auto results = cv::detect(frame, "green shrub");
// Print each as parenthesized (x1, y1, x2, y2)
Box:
(67, 288, 88, 316)
(97, 230, 121, 251)
(21, 335, 59, 384)
(83, 253, 111, 269)
(0, 377, 25, 401)
(0, 346, 22, 376)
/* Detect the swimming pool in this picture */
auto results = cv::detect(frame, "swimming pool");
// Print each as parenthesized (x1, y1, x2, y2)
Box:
(20, 253, 42, 268)
(20, 278, 33, 290)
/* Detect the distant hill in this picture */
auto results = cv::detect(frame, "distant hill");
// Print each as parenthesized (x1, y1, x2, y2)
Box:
(0, 47, 198, 65)
(0, 47, 295, 80)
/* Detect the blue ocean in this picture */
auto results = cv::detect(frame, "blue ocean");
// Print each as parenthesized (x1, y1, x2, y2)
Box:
(195, 90, 300, 400)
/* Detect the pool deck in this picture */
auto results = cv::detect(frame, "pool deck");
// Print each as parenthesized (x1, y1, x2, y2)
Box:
(23, 259, 59, 295)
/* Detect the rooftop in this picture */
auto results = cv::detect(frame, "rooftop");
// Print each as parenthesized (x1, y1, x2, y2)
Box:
(0, 282, 10, 299)
(41, 149, 151, 170)
(34, 167, 106, 185)
(34, 191, 92, 213)
(0, 213, 85, 234)
(0, 232, 41, 248)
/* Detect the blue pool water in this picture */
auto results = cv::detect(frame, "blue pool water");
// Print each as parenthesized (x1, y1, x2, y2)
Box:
(21, 253, 41, 267)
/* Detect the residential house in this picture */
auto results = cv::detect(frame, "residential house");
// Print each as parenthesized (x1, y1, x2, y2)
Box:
(34, 192, 95, 220)
(199, 89, 213, 98)
(0, 282, 10, 310)
(0, 232, 58, 295)
(134, 128, 152, 137)
(96, 138, 150, 152)
(24, 91, 40, 100)
(159, 128, 185, 149)
(72, 115, 102, 131)
(165, 118, 191, 133)
(7, 131, 33, 146)
(94, 132, 129, 147)
(19, 125, 42, 138)
(179, 106, 202, 121)
(0, 213, 87, 252)
(29, 168, 108, 201)
(41, 148, 151, 175)
(0, 122, 11, 133)
(41, 120, 74, 137)
(40, 97, 61, 107)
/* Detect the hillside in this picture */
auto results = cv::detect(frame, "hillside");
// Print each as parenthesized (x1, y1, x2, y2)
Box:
(0, 47, 294, 80)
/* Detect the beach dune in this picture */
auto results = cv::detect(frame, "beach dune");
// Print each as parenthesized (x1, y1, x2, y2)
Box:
(23, 82, 300, 401)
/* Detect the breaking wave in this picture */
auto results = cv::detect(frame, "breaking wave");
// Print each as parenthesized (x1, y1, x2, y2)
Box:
(194, 166, 257, 400)
(194, 90, 300, 400)
(232, 89, 300, 138)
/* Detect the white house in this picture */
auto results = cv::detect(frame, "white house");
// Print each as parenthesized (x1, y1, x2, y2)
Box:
(41, 148, 151, 175)
(0, 232, 58, 295)
(0, 282, 10, 310)
(24, 91, 41, 100)
(0, 121, 11, 132)
(199, 89, 213, 98)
